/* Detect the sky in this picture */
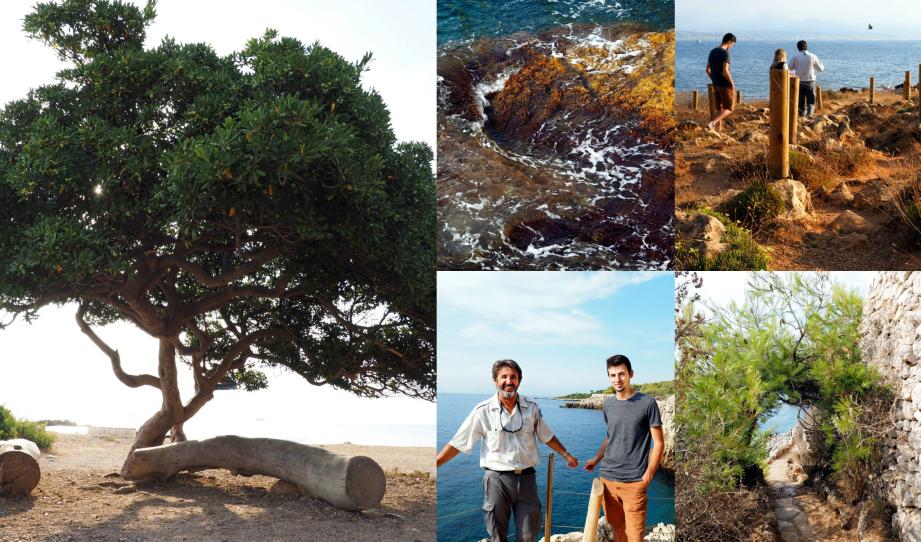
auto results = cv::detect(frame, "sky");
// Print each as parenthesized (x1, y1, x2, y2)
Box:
(684, 271, 877, 313)
(0, 0, 435, 447)
(677, 0, 921, 39)
(437, 272, 676, 397)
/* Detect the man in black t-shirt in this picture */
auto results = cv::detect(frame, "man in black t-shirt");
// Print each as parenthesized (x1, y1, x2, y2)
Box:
(705, 33, 737, 133)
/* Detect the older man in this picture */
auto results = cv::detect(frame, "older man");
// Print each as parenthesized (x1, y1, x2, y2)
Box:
(437, 359, 578, 542)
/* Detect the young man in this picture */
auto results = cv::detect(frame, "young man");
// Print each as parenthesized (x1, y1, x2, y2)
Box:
(585, 355, 664, 542)
(788, 40, 825, 117)
(705, 32, 737, 133)
(436, 359, 578, 542)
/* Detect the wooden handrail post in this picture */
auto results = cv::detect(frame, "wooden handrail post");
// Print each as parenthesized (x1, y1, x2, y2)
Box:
(769, 69, 790, 179)
(581, 478, 603, 542)
(905, 70, 912, 101)
(736, 89, 743, 105)
(789, 76, 800, 145)
(816, 85, 823, 112)
(707, 84, 717, 121)
(691, 90, 699, 111)
(545, 453, 555, 542)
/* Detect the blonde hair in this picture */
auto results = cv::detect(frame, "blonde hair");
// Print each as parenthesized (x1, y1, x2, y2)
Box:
(772, 49, 787, 65)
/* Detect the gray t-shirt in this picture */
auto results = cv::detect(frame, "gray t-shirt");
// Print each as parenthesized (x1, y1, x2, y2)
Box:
(599, 392, 662, 482)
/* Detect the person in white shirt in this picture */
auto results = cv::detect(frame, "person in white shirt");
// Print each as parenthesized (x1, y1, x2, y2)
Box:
(436, 359, 578, 542)
(788, 40, 825, 117)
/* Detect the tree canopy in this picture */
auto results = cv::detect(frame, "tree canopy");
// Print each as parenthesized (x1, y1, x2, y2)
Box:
(0, 0, 435, 426)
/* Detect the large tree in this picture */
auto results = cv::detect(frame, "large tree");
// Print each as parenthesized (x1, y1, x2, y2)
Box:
(0, 0, 434, 473)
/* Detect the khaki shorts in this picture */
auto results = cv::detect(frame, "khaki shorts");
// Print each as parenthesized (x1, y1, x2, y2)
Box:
(714, 85, 735, 111)
(600, 478, 648, 542)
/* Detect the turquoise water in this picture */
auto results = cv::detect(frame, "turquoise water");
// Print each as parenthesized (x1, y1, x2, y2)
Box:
(437, 393, 675, 541)
(438, 0, 674, 45)
(677, 39, 921, 99)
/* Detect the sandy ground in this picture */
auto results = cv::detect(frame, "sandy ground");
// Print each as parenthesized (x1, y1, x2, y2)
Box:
(0, 433, 434, 542)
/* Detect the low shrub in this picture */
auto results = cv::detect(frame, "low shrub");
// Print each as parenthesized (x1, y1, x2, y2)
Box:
(676, 209, 769, 271)
(789, 150, 830, 191)
(0, 404, 57, 451)
(721, 181, 786, 230)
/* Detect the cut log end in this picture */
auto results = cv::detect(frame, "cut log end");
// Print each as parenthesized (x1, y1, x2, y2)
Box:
(0, 439, 42, 496)
(345, 455, 386, 510)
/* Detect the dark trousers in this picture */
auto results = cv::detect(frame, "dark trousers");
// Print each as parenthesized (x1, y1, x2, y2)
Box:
(482, 469, 541, 542)
(799, 80, 816, 117)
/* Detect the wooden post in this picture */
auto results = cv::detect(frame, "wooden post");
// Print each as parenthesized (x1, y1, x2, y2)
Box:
(736, 89, 742, 105)
(918, 65, 921, 116)
(581, 478, 604, 542)
(905, 70, 912, 101)
(869, 76, 875, 104)
(769, 69, 790, 180)
(691, 90, 699, 111)
(816, 86, 823, 112)
(707, 84, 717, 121)
(545, 453, 555, 542)
(789, 76, 800, 145)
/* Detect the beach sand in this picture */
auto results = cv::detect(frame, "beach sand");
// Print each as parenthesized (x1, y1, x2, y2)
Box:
(0, 433, 434, 541)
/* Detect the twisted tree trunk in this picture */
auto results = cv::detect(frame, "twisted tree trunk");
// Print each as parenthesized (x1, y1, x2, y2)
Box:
(121, 436, 386, 511)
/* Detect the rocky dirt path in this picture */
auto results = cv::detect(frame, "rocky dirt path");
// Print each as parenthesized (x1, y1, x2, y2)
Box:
(766, 448, 851, 542)
(676, 90, 921, 270)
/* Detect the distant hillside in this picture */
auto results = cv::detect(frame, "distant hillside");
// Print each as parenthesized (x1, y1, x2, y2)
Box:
(556, 380, 675, 400)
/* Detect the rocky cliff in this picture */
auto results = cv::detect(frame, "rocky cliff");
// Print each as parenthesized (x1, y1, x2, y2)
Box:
(860, 271, 921, 541)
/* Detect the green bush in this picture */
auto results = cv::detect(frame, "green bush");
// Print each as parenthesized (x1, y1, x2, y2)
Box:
(0, 405, 57, 451)
(677, 273, 891, 504)
(721, 181, 786, 230)
(676, 209, 769, 271)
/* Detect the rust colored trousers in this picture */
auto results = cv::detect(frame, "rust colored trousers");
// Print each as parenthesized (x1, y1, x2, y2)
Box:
(600, 478, 648, 542)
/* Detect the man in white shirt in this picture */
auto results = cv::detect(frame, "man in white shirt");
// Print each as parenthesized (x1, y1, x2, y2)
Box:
(437, 359, 578, 542)
(788, 40, 825, 117)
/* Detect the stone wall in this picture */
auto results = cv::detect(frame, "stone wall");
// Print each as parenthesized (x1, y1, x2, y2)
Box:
(859, 271, 921, 541)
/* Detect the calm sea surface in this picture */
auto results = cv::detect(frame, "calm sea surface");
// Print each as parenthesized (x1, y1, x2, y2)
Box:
(438, 393, 675, 541)
(438, 0, 673, 45)
(677, 40, 921, 100)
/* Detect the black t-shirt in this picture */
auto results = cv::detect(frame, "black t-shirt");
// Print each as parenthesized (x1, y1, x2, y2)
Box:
(708, 47, 731, 87)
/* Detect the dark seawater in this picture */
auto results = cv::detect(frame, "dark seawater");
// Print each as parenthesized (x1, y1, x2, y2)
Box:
(438, 0, 674, 45)
(677, 39, 921, 100)
(437, 23, 675, 270)
(438, 393, 675, 542)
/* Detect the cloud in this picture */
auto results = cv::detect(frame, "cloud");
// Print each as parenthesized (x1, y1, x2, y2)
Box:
(440, 272, 658, 347)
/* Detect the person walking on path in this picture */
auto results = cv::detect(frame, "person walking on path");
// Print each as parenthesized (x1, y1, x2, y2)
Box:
(585, 355, 664, 542)
(705, 32, 737, 133)
(788, 40, 824, 117)
(436, 359, 578, 542)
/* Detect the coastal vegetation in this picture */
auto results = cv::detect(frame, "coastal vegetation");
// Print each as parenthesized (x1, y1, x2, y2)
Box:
(0, 405, 56, 450)
(675, 273, 892, 540)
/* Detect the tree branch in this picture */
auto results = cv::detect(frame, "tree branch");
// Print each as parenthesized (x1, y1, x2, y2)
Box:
(75, 304, 161, 389)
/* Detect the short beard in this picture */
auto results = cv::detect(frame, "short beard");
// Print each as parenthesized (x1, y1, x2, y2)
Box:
(499, 387, 517, 399)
